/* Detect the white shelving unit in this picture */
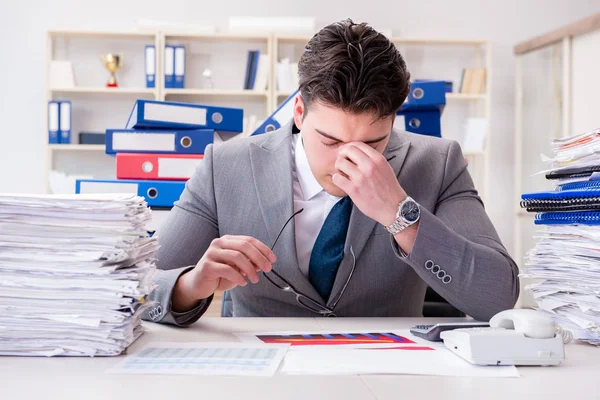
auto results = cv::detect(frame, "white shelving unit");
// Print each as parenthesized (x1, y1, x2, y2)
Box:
(45, 29, 492, 198)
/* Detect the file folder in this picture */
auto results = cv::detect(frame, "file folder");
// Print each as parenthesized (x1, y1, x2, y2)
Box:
(164, 45, 175, 89)
(106, 128, 215, 155)
(521, 188, 600, 212)
(75, 179, 186, 208)
(145, 45, 156, 88)
(402, 110, 442, 138)
(59, 101, 72, 144)
(174, 46, 185, 89)
(116, 153, 204, 180)
(48, 101, 60, 144)
(126, 99, 244, 132)
(252, 90, 299, 135)
(400, 80, 446, 111)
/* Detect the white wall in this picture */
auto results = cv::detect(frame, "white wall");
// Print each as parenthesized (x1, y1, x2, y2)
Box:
(1, 0, 600, 257)
(572, 28, 600, 135)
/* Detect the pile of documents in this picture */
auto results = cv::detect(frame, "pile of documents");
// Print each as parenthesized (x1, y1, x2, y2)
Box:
(521, 128, 600, 345)
(0, 193, 157, 356)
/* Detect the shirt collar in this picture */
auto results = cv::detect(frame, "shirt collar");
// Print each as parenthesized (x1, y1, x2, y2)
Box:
(295, 132, 326, 201)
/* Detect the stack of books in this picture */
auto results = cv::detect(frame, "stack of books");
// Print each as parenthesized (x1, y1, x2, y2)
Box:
(520, 128, 600, 345)
(0, 193, 156, 356)
(75, 99, 244, 211)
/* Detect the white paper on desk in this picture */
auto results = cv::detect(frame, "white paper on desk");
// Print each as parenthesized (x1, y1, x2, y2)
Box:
(107, 342, 290, 377)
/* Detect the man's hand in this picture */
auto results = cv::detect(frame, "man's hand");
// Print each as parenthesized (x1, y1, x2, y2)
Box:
(171, 235, 276, 313)
(332, 142, 406, 226)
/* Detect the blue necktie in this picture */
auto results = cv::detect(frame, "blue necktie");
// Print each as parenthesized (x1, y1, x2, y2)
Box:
(309, 196, 353, 301)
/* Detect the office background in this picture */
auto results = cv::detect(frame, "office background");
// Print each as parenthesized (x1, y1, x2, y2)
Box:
(1, 0, 599, 264)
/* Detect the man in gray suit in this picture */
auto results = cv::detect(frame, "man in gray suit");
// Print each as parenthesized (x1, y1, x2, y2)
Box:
(144, 19, 519, 326)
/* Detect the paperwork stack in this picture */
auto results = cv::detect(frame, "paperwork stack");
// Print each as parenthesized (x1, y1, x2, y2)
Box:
(520, 128, 600, 345)
(0, 193, 157, 356)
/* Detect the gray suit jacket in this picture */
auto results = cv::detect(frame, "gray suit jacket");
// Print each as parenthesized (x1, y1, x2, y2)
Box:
(143, 121, 519, 326)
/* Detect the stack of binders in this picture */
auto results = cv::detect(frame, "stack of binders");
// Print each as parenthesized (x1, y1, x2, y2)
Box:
(396, 80, 446, 138)
(520, 128, 600, 345)
(75, 99, 244, 210)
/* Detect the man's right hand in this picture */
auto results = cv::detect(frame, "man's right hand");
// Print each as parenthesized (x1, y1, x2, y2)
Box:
(171, 235, 276, 313)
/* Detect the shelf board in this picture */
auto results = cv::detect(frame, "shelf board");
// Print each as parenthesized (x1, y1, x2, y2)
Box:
(48, 30, 155, 40)
(49, 144, 106, 151)
(274, 34, 313, 43)
(165, 32, 270, 42)
(50, 87, 156, 95)
(276, 92, 485, 101)
(164, 89, 269, 97)
(463, 151, 485, 157)
(446, 93, 487, 101)
(392, 37, 487, 46)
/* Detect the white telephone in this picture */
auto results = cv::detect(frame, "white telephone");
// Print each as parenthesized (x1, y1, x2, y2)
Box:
(440, 309, 566, 366)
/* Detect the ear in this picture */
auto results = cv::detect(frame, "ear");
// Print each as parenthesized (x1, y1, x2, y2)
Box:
(293, 95, 305, 131)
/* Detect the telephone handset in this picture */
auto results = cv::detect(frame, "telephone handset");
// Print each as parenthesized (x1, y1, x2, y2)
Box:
(440, 309, 567, 366)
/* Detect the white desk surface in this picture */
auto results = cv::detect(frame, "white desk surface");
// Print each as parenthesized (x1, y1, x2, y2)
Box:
(2, 317, 599, 400)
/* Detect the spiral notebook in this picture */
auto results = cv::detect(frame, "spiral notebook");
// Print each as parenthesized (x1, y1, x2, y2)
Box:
(534, 211, 600, 225)
(545, 165, 600, 180)
(520, 188, 600, 212)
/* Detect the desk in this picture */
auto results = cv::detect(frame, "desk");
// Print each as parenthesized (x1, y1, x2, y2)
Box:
(2, 318, 599, 400)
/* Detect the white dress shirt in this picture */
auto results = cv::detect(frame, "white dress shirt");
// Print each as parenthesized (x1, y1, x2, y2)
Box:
(292, 133, 343, 278)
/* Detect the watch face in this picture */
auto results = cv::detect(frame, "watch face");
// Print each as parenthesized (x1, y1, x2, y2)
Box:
(401, 200, 420, 223)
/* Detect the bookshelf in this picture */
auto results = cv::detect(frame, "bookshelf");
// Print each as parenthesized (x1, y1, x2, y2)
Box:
(45, 30, 492, 202)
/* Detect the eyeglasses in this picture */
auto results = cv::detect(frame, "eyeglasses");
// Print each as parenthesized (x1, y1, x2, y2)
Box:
(263, 208, 356, 317)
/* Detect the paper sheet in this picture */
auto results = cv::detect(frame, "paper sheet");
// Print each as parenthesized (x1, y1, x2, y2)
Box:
(236, 329, 519, 377)
(107, 342, 290, 376)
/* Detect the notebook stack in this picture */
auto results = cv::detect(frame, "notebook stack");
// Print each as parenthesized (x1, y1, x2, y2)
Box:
(75, 99, 244, 210)
(0, 193, 157, 356)
(520, 128, 600, 345)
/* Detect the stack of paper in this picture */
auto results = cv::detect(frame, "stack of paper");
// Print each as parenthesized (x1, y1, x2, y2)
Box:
(0, 193, 157, 356)
(521, 127, 600, 345)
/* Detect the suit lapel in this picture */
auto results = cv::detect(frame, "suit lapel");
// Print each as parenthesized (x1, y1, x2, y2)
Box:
(327, 130, 411, 308)
(249, 122, 325, 304)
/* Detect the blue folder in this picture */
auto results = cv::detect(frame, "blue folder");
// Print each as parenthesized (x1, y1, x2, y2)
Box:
(400, 80, 447, 111)
(253, 90, 299, 135)
(75, 179, 186, 208)
(401, 109, 442, 138)
(105, 128, 214, 155)
(125, 99, 244, 133)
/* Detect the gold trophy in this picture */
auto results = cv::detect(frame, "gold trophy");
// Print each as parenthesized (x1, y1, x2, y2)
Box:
(100, 53, 123, 88)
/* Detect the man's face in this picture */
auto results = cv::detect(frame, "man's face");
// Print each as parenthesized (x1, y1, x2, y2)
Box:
(293, 96, 394, 197)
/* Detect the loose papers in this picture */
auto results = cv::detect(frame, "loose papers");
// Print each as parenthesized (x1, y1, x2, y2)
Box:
(0, 193, 158, 356)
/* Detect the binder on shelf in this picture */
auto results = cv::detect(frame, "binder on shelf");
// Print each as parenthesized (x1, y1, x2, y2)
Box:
(244, 50, 259, 90)
(145, 45, 156, 88)
(79, 132, 105, 145)
(174, 46, 186, 89)
(252, 90, 299, 135)
(401, 109, 442, 138)
(401, 80, 446, 111)
(164, 45, 175, 89)
(58, 101, 72, 144)
(116, 153, 204, 180)
(125, 99, 244, 132)
(106, 128, 215, 155)
(75, 179, 186, 208)
(48, 101, 60, 144)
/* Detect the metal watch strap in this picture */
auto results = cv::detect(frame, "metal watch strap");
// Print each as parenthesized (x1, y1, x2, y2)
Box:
(385, 197, 416, 235)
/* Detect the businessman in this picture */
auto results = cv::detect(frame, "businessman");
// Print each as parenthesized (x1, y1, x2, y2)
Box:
(144, 19, 519, 326)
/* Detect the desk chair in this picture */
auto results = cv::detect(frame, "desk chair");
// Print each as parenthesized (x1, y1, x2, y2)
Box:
(221, 288, 464, 317)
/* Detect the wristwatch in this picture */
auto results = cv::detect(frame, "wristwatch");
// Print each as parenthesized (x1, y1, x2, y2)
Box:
(384, 196, 421, 235)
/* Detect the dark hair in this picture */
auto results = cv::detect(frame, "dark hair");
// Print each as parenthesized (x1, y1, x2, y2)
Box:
(298, 19, 411, 120)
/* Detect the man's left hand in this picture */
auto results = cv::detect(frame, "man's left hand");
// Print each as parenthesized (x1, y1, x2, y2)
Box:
(332, 142, 406, 226)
